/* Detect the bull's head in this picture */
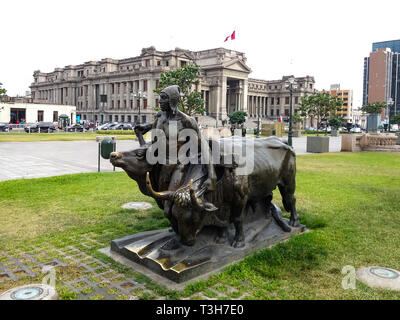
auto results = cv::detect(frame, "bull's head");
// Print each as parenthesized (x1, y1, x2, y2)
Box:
(146, 172, 217, 246)
(110, 147, 153, 184)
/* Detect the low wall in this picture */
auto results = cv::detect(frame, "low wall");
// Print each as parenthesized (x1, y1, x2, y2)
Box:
(341, 133, 398, 152)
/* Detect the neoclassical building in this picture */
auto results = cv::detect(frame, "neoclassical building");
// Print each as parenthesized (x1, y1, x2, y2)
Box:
(30, 47, 316, 126)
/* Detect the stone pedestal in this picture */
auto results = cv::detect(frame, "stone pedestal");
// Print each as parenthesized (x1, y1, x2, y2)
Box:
(331, 129, 339, 137)
(306, 136, 330, 153)
(341, 134, 363, 152)
(109, 206, 305, 284)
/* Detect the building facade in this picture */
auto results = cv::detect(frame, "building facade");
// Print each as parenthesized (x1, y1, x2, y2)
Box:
(321, 84, 353, 122)
(0, 102, 76, 124)
(363, 40, 400, 121)
(30, 47, 316, 126)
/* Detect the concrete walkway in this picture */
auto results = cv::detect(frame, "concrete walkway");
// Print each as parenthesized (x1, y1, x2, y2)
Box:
(0, 136, 342, 182)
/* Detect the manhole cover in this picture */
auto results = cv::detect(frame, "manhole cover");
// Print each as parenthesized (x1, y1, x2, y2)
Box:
(369, 267, 399, 279)
(121, 202, 152, 210)
(356, 266, 400, 291)
(0, 284, 58, 300)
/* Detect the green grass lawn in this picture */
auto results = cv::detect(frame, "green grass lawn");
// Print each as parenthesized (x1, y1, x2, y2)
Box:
(0, 132, 137, 142)
(0, 152, 399, 299)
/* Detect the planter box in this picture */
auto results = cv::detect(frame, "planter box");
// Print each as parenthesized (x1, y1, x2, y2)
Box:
(292, 130, 302, 137)
(306, 136, 330, 153)
(331, 129, 339, 137)
(366, 114, 380, 133)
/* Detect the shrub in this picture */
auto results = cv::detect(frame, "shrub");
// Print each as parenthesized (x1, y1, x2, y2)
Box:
(96, 130, 135, 135)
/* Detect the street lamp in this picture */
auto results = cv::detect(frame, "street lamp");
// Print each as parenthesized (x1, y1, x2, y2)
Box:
(131, 90, 146, 125)
(256, 98, 261, 138)
(387, 98, 394, 132)
(285, 77, 297, 147)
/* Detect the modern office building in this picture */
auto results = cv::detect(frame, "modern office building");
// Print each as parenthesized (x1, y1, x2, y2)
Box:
(363, 40, 400, 121)
(321, 84, 353, 122)
(30, 47, 316, 126)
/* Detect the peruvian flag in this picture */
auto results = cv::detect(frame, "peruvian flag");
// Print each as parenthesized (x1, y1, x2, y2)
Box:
(278, 116, 283, 123)
(224, 30, 236, 42)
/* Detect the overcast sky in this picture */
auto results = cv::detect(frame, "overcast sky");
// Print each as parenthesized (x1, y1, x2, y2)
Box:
(1, 0, 400, 107)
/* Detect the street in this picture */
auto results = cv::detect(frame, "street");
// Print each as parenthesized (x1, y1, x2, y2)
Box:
(0, 136, 342, 181)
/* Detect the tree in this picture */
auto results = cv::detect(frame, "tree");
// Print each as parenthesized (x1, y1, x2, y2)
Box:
(228, 110, 247, 126)
(328, 114, 343, 130)
(361, 101, 387, 115)
(153, 64, 205, 116)
(299, 92, 343, 136)
(390, 112, 400, 125)
(0, 83, 7, 103)
(292, 112, 303, 124)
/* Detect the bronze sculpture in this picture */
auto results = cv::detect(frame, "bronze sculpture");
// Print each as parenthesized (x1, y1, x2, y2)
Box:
(109, 85, 305, 282)
(110, 85, 300, 248)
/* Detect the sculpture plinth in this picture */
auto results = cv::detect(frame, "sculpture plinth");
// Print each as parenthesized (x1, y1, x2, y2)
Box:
(110, 205, 305, 283)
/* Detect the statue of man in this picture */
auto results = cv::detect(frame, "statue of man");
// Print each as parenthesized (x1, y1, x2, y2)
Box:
(134, 85, 217, 192)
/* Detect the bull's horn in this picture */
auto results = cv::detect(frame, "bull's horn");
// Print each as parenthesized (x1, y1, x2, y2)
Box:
(189, 179, 205, 210)
(146, 172, 175, 200)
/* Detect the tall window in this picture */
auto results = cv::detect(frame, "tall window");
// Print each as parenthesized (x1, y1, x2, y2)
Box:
(145, 59, 150, 67)
(277, 98, 280, 105)
(295, 97, 299, 104)
(155, 79, 159, 89)
(53, 111, 58, 122)
(118, 100, 120, 109)
(38, 110, 44, 122)
(130, 100, 133, 109)
(118, 83, 120, 94)
(271, 97, 275, 105)
(285, 97, 290, 105)
(112, 84, 115, 94)
(143, 99, 147, 109)
(143, 80, 148, 92)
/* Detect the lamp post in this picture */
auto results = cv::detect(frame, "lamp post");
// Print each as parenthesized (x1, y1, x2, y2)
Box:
(131, 90, 146, 125)
(387, 98, 394, 132)
(256, 98, 261, 138)
(285, 77, 297, 147)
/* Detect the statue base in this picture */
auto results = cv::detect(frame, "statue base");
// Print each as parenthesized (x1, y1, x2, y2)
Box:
(108, 207, 306, 284)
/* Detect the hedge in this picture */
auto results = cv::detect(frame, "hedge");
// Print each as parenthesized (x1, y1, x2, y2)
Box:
(96, 130, 135, 135)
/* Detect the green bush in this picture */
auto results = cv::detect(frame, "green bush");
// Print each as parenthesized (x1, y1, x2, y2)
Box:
(96, 130, 135, 135)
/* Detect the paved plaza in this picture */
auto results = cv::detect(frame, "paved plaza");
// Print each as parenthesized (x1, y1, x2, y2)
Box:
(0, 136, 342, 182)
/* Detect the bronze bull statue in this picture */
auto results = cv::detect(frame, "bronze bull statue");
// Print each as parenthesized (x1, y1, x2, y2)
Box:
(111, 136, 299, 248)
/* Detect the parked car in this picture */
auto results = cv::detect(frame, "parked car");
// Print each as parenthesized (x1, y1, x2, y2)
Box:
(97, 123, 110, 130)
(24, 122, 56, 133)
(107, 123, 121, 130)
(66, 124, 85, 132)
(350, 127, 361, 133)
(0, 123, 12, 132)
(112, 123, 133, 130)
(99, 122, 118, 130)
